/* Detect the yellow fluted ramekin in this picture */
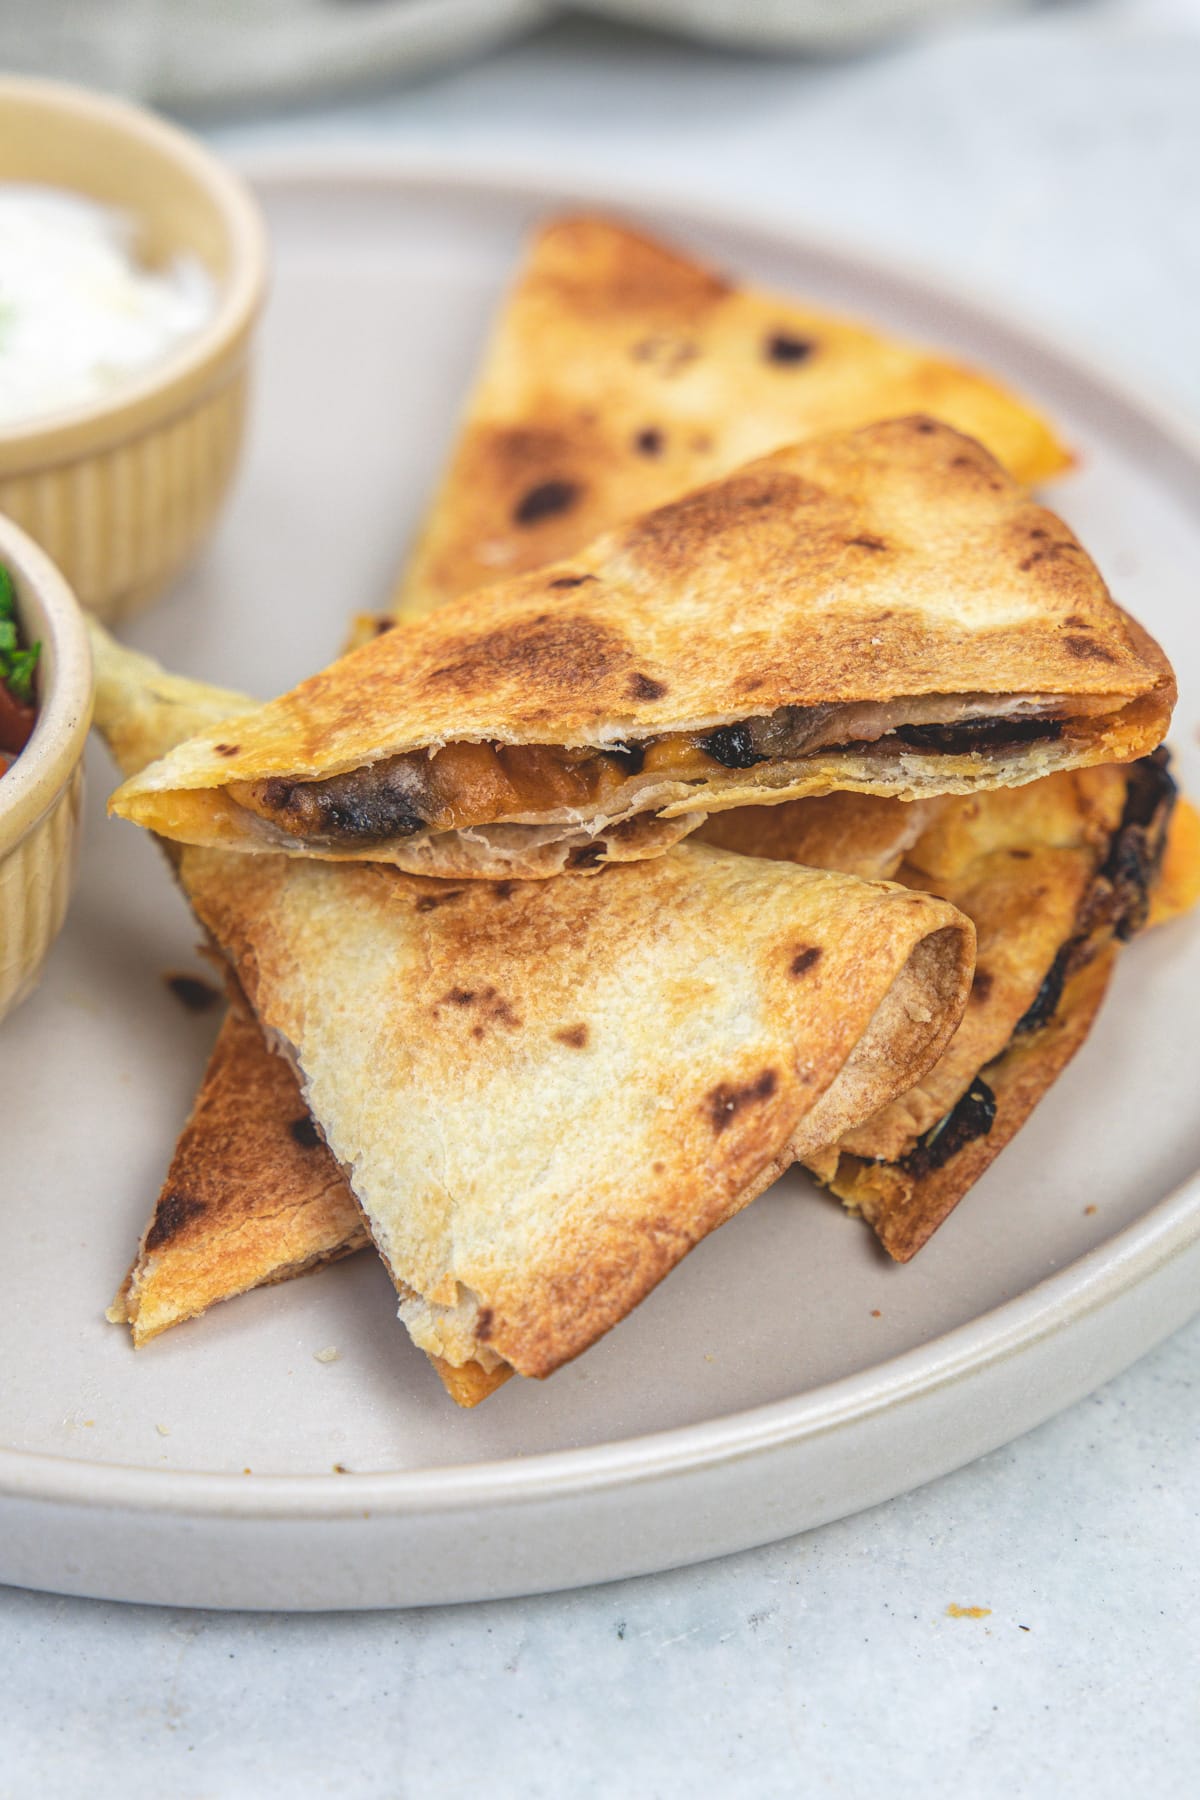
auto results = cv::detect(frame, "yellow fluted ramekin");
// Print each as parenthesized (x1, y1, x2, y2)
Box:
(0, 78, 267, 622)
(0, 514, 93, 1024)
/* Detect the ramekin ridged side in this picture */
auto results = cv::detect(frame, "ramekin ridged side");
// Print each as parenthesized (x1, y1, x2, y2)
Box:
(0, 77, 267, 622)
(0, 760, 83, 1016)
(0, 371, 250, 624)
(0, 516, 94, 1025)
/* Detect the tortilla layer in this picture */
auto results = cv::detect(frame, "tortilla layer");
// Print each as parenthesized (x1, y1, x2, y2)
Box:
(107, 1006, 369, 1348)
(95, 625, 974, 1382)
(179, 837, 971, 1378)
(831, 947, 1118, 1261)
(106, 777, 1200, 1387)
(110, 419, 1174, 880)
(393, 213, 1071, 624)
(718, 753, 1182, 1257)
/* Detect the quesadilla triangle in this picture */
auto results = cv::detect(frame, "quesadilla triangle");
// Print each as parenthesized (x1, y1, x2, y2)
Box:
(177, 839, 973, 1379)
(702, 750, 1195, 1259)
(90, 623, 508, 1405)
(107, 780, 1199, 1377)
(109, 418, 1176, 882)
(388, 212, 1071, 625)
(108, 1003, 511, 1408)
(93, 628, 975, 1384)
(107, 1005, 370, 1347)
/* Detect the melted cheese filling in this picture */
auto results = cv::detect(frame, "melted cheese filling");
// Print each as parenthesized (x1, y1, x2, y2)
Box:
(227, 693, 1105, 849)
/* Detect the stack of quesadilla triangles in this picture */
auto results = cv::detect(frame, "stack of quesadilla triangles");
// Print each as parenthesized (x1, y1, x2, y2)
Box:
(97, 217, 1198, 1404)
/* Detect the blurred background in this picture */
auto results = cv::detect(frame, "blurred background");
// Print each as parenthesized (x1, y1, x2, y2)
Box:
(3, 1, 1199, 113)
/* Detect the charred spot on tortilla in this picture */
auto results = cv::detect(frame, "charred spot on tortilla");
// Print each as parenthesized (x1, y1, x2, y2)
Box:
(1064, 635, 1117, 662)
(848, 534, 888, 553)
(548, 574, 596, 589)
(619, 465, 841, 585)
(705, 1068, 780, 1134)
(475, 1308, 494, 1343)
(765, 332, 816, 366)
(437, 984, 521, 1034)
(289, 1115, 321, 1149)
(145, 1190, 207, 1252)
(900, 1077, 997, 1178)
(512, 479, 581, 526)
(896, 717, 1064, 755)
(163, 972, 222, 1014)
(414, 888, 465, 913)
(1020, 540, 1082, 573)
(790, 946, 822, 977)
(491, 880, 518, 900)
(214, 742, 240, 758)
(634, 427, 664, 456)
(700, 723, 768, 769)
(554, 1023, 589, 1049)
(430, 614, 632, 693)
(628, 672, 668, 702)
(970, 968, 994, 1004)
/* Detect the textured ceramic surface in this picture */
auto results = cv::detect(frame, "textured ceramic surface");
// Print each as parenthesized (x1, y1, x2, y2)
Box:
(0, 79, 266, 621)
(0, 374, 251, 625)
(0, 514, 93, 1022)
(0, 164, 1196, 1610)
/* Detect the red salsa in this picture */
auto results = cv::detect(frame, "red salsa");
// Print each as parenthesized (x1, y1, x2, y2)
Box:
(0, 564, 39, 773)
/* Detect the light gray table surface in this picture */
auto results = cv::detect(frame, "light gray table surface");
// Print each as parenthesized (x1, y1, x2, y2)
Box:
(3, 4, 1199, 1794)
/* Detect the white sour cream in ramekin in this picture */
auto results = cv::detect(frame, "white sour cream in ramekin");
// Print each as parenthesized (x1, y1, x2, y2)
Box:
(0, 184, 215, 429)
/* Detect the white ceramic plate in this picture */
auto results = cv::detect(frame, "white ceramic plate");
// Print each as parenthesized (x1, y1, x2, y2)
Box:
(2, 161, 1198, 1612)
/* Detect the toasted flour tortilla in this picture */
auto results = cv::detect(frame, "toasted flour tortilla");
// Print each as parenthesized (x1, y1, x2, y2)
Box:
(390, 214, 1071, 623)
(106, 778, 1200, 1355)
(94, 627, 973, 1381)
(91, 627, 508, 1404)
(108, 1004, 511, 1407)
(178, 839, 971, 1378)
(107, 1005, 370, 1348)
(110, 419, 1174, 880)
(703, 753, 1187, 1257)
(833, 946, 1120, 1261)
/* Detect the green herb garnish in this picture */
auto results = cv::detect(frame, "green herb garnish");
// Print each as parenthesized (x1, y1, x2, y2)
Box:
(0, 564, 40, 705)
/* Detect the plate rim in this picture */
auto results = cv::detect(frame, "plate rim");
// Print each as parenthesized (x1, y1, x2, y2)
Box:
(5, 151, 1198, 1525)
(2, 1170, 1198, 1516)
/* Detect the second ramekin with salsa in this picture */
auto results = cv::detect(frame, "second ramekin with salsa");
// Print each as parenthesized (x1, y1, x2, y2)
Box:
(0, 515, 92, 1024)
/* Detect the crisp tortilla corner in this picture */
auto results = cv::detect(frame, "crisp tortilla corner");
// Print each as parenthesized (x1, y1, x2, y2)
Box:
(109, 1006, 509, 1408)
